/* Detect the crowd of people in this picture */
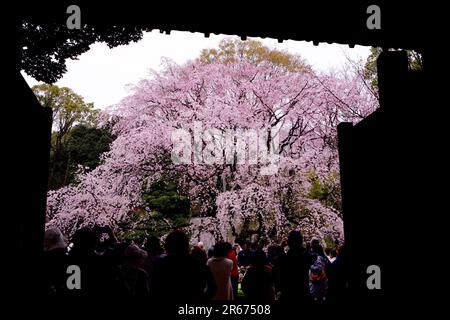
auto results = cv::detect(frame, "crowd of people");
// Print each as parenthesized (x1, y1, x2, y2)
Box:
(41, 226, 348, 305)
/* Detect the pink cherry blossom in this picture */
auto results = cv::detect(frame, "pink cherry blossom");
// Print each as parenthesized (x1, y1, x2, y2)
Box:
(46, 58, 377, 243)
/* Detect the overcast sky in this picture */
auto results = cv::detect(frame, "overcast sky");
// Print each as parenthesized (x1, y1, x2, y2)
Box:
(22, 30, 371, 109)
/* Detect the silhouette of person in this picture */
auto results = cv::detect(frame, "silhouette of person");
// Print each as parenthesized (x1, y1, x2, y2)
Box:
(142, 236, 163, 286)
(67, 227, 107, 295)
(275, 230, 315, 303)
(241, 249, 275, 302)
(151, 230, 216, 302)
(41, 228, 68, 294)
(191, 246, 208, 265)
(116, 244, 150, 296)
(267, 245, 285, 268)
(207, 242, 233, 300)
(326, 245, 348, 305)
(225, 242, 239, 299)
(329, 248, 337, 263)
(309, 239, 329, 304)
(237, 240, 254, 267)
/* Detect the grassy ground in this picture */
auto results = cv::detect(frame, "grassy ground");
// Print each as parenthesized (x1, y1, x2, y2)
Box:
(237, 283, 245, 300)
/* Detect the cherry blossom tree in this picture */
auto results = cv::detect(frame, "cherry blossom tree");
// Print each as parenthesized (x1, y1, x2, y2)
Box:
(46, 56, 377, 245)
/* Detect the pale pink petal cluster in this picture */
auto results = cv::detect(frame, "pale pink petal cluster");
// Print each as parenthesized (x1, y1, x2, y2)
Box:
(47, 58, 377, 241)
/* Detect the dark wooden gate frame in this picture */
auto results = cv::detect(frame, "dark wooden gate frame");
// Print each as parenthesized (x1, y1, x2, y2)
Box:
(7, 1, 443, 306)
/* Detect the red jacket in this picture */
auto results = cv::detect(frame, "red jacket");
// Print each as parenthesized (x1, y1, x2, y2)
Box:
(227, 250, 239, 277)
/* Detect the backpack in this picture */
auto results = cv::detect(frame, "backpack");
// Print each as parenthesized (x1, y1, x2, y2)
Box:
(309, 255, 327, 283)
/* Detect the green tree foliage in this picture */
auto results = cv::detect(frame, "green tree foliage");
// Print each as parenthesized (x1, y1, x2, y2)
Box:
(199, 39, 312, 73)
(119, 41, 312, 243)
(364, 47, 423, 92)
(119, 179, 191, 242)
(143, 180, 190, 222)
(142, 179, 191, 231)
(33, 84, 98, 146)
(307, 172, 342, 212)
(32, 84, 110, 189)
(66, 124, 113, 183)
(21, 19, 149, 83)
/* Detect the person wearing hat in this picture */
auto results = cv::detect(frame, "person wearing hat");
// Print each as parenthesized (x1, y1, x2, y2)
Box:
(116, 244, 150, 296)
(42, 228, 69, 294)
